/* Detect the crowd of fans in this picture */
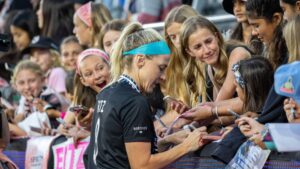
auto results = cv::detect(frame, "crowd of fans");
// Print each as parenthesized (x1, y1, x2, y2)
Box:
(1, 0, 300, 168)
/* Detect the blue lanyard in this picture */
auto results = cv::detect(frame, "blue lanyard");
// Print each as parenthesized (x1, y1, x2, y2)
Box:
(118, 74, 140, 93)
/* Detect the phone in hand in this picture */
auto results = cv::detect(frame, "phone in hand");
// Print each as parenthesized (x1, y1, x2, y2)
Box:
(69, 105, 89, 115)
(30, 126, 42, 133)
(69, 105, 90, 121)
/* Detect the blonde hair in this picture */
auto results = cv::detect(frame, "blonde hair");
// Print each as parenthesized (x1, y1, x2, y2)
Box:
(111, 22, 163, 82)
(91, 3, 112, 48)
(163, 5, 199, 106)
(180, 16, 229, 102)
(49, 49, 62, 68)
(284, 15, 300, 63)
(12, 60, 44, 84)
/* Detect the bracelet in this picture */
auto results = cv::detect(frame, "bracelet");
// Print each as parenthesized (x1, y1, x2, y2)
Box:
(212, 106, 224, 127)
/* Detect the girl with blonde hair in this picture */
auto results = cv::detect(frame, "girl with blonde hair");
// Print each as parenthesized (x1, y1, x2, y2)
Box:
(163, 5, 200, 106)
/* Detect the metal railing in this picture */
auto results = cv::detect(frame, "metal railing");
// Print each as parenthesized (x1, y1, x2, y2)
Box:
(143, 14, 236, 31)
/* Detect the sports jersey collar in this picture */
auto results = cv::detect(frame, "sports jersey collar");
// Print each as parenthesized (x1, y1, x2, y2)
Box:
(118, 74, 141, 93)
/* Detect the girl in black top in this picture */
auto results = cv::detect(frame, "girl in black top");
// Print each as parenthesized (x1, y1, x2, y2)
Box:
(86, 22, 208, 169)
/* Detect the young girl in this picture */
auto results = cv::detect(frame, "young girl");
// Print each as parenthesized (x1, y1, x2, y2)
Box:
(182, 16, 251, 103)
(28, 36, 68, 95)
(46, 49, 111, 169)
(10, 60, 69, 136)
(99, 19, 127, 56)
(60, 36, 84, 100)
(233, 57, 274, 113)
(156, 5, 199, 133)
(222, 0, 263, 55)
(73, 1, 112, 48)
(60, 48, 110, 131)
(163, 5, 199, 106)
(10, 9, 39, 52)
(246, 0, 287, 69)
(60, 36, 83, 72)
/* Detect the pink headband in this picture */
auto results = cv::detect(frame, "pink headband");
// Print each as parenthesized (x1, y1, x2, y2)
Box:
(75, 2, 92, 27)
(76, 48, 110, 75)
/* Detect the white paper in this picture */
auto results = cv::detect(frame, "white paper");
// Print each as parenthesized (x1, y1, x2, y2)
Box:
(268, 123, 300, 152)
(226, 141, 270, 169)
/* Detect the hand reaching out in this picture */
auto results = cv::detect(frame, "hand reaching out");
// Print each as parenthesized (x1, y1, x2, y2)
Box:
(283, 98, 300, 123)
(236, 117, 265, 138)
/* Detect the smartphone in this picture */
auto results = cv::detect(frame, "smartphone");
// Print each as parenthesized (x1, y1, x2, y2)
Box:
(30, 126, 42, 133)
(69, 105, 89, 115)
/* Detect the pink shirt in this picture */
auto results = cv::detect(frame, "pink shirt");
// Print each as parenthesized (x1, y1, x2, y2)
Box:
(47, 67, 67, 94)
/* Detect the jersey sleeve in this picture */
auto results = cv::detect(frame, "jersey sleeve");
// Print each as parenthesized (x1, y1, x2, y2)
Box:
(121, 96, 154, 143)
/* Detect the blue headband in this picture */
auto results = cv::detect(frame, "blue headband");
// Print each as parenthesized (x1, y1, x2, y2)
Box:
(123, 41, 171, 56)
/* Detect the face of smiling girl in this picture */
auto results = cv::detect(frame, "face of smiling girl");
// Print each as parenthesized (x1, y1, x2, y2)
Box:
(186, 27, 220, 66)
(79, 55, 110, 93)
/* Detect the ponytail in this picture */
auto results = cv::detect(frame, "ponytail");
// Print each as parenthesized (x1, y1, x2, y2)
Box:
(111, 22, 163, 82)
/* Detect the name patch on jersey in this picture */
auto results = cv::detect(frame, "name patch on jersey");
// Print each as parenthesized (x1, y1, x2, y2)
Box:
(97, 100, 106, 113)
(133, 126, 148, 134)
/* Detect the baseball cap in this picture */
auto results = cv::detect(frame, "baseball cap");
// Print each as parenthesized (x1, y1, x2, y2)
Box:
(23, 36, 59, 54)
(73, 0, 93, 5)
(274, 61, 300, 104)
(222, 0, 247, 15)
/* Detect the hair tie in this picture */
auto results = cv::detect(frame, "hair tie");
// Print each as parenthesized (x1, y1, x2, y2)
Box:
(75, 1, 92, 27)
